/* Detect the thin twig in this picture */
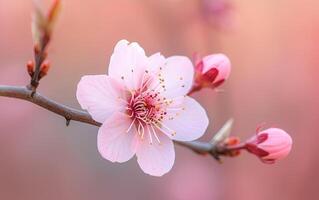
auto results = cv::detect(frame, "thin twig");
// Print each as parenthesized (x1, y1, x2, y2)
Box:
(0, 84, 228, 158)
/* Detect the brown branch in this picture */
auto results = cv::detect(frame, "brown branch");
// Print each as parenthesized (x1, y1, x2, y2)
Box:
(0, 85, 100, 126)
(0, 84, 228, 159)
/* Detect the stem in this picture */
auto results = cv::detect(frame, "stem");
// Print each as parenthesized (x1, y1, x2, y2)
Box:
(30, 35, 50, 90)
(0, 84, 234, 158)
(225, 143, 246, 151)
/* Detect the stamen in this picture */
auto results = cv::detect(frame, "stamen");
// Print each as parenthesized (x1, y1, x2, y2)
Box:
(140, 78, 164, 98)
(139, 74, 153, 94)
(126, 111, 134, 118)
(125, 70, 182, 142)
(150, 125, 161, 144)
(152, 82, 165, 94)
(126, 118, 136, 133)
(145, 125, 152, 140)
(153, 119, 176, 136)
(152, 121, 170, 136)
(138, 120, 145, 137)
(139, 70, 148, 90)
(148, 125, 153, 145)
(129, 91, 135, 105)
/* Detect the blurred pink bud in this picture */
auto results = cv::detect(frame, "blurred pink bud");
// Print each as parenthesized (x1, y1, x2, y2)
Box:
(195, 53, 231, 88)
(46, 0, 62, 34)
(245, 128, 292, 164)
(201, 0, 234, 30)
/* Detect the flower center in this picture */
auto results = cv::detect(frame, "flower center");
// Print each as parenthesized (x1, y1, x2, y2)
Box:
(123, 71, 180, 144)
(125, 90, 174, 144)
(128, 92, 165, 125)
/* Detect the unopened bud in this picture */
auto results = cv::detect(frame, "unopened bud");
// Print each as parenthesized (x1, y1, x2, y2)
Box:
(245, 128, 292, 163)
(26, 60, 35, 77)
(39, 60, 51, 79)
(195, 53, 231, 88)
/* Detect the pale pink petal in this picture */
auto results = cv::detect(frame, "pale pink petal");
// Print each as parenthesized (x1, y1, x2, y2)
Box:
(108, 40, 148, 90)
(147, 52, 165, 73)
(263, 145, 291, 160)
(152, 56, 194, 99)
(76, 75, 126, 123)
(259, 129, 292, 152)
(136, 130, 175, 176)
(161, 96, 209, 141)
(97, 112, 138, 163)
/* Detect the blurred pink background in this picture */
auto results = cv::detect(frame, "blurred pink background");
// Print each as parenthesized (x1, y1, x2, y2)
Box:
(1, 0, 318, 199)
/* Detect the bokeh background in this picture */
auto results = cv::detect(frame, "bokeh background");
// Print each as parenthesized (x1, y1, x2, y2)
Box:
(1, 0, 318, 199)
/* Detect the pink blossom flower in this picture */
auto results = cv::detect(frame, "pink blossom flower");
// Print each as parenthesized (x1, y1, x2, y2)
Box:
(195, 53, 231, 88)
(76, 40, 209, 176)
(245, 128, 292, 163)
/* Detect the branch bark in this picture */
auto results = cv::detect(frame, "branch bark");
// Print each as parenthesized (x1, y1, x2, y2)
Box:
(0, 84, 227, 158)
(0, 85, 100, 126)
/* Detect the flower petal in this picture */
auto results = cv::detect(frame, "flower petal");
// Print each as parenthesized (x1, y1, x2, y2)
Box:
(263, 146, 291, 160)
(76, 75, 126, 123)
(97, 112, 138, 163)
(108, 40, 148, 90)
(156, 56, 194, 99)
(136, 130, 175, 176)
(161, 96, 209, 141)
(148, 53, 165, 71)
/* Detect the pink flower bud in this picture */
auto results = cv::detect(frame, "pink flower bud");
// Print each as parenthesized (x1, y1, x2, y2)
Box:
(245, 128, 292, 164)
(195, 53, 231, 88)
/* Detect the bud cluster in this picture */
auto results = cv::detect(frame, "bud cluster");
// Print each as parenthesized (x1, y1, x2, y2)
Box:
(192, 54, 292, 164)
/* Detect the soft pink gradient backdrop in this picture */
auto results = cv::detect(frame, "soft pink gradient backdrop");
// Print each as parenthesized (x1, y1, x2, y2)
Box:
(0, 0, 318, 199)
